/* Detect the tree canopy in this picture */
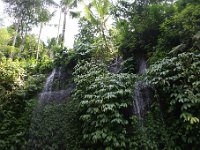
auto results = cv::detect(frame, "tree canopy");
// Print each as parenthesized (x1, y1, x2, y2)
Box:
(0, 0, 200, 149)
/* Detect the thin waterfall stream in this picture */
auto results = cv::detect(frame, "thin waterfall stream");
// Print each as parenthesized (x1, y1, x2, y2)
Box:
(39, 68, 74, 105)
(108, 56, 122, 73)
(133, 54, 151, 117)
(43, 68, 56, 92)
(27, 67, 75, 148)
(108, 55, 151, 117)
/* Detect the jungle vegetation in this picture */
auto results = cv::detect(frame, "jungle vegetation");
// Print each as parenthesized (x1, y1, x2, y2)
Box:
(0, 0, 199, 149)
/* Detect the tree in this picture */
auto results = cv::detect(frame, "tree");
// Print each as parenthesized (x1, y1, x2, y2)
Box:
(36, 9, 55, 60)
(2, 0, 55, 58)
(59, 0, 80, 48)
(0, 28, 11, 45)
(84, 0, 114, 54)
(157, 3, 200, 53)
(0, 28, 15, 58)
(112, 0, 175, 72)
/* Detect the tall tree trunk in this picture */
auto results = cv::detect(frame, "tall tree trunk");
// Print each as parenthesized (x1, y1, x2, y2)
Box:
(61, 7, 67, 48)
(101, 24, 110, 52)
(36, 23, 44, 60)
(19, 28, 28, 53)
(10, 19, 20, 59)
(56, 6, 62, 45)
(103, 21, 114, 53)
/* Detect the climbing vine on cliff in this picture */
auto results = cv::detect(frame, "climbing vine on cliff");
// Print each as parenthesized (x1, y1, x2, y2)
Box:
(73, 60, 135, 149)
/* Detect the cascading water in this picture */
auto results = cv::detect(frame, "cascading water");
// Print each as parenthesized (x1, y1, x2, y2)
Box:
(138, 56, 147, 74)
(27, 67, 75, 148)
(43, 68, 56, 92)
(108, 56, 122, 73)
(39, 68, 56, 104)
(133, 54, 151, 117)
(39, 68, 74, 105)
(108, 55, 151, 117)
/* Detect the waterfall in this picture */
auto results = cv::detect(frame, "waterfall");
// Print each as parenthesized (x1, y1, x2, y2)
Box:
(133, 54, 151, 117)
(133, 80, 151, 117)
(39, 68, 74, 105)
(27, 67, 75, 148)
(108, 55, 151, 117)
(108, 56, 122, 73)
(138, 56, 147, 74)
(43, 68, 56, 92)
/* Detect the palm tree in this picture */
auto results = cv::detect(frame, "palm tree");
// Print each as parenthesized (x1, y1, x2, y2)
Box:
(59, 0, 80, 48)
(35, 0, 57, 60)
(56, 5, 62, 44)
(84, 0, 114, 53)
(36, 9, 55, 60)
(11, 18, 20, 59)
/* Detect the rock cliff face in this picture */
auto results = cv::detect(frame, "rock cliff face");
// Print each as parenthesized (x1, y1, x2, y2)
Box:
(133, 52, 151, 117)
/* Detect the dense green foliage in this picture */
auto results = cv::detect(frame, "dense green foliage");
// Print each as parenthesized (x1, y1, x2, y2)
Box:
(0, 3, 53, 148)
(0, 58, 46, 149)
(0, 0, 200, 149)
(26, 102, 81, 150)
(147, 52, 200, 124)
(146, 52, 200, 149)
(73, 60, 135, 149)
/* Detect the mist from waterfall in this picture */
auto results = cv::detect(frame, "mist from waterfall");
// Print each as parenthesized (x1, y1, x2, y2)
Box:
(27, 67, 75, 149)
